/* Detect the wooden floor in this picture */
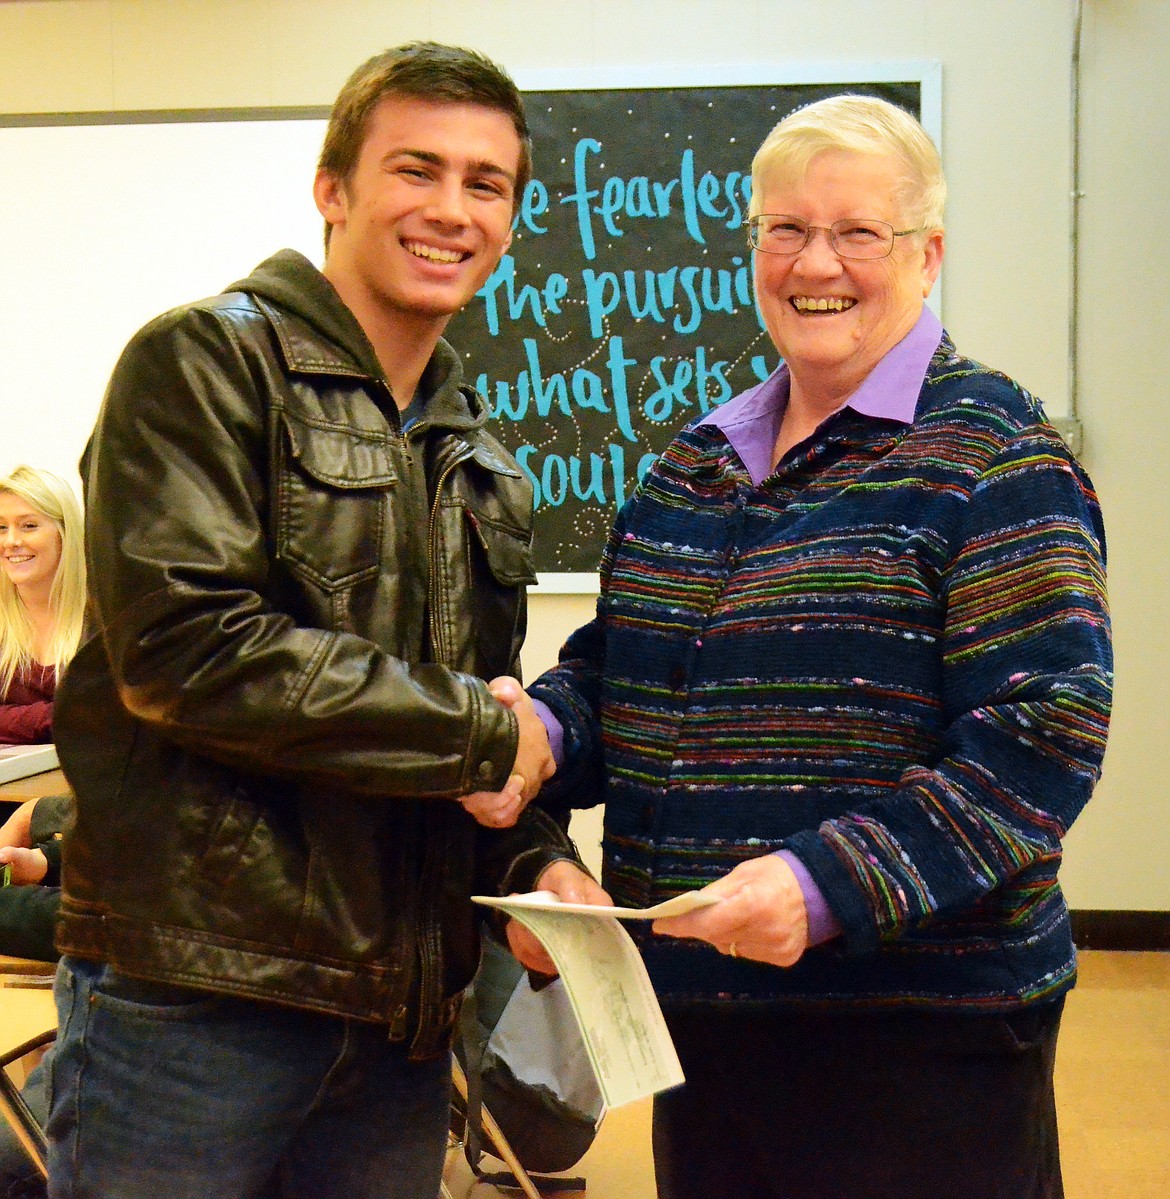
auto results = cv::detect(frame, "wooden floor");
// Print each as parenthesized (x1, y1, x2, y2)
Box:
(443, 950, 1170, 1198)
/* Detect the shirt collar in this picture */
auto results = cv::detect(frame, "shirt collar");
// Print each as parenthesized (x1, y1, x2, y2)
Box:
(702, 306, 944, 486)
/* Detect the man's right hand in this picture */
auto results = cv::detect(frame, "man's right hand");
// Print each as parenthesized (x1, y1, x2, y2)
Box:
(505, 860, 611, 975)
(458, 676, 555, 828)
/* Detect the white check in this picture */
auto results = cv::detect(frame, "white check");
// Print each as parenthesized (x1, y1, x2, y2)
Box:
(472, 890, 719, 1109)
(473, 889, 720, 921)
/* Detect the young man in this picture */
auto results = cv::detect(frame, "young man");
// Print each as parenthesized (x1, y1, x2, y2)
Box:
(49, 42, 597, 1199)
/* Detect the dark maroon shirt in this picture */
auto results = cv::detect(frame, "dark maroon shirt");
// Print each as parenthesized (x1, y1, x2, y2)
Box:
(0, 661, 55, 745)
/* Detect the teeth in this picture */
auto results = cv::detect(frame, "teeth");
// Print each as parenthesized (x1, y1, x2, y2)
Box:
(404, 241, 464, 264)
(792, 296, 856, 312)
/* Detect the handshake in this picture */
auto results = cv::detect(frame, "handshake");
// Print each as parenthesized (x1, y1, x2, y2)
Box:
(458, 676, 556, 829)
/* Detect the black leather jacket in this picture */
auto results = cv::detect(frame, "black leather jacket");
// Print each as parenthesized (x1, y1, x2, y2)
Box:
(54, 251, 575, 1056)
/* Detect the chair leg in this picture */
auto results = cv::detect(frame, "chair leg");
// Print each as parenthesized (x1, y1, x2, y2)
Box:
(450, 1057, 543, 1199)
(0, 1068, 47, 1179)
(0, 1029, 53, 1181)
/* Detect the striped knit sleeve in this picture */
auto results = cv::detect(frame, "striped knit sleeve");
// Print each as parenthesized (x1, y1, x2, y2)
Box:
(527, 496, 636, 811)
(787, 426, 1113, 953)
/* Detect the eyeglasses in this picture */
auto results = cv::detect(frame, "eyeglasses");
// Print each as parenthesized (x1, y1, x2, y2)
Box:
(746, 215, 922, 260)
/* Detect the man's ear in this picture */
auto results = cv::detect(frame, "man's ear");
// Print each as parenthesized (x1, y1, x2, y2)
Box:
(314, 168, 347, 227)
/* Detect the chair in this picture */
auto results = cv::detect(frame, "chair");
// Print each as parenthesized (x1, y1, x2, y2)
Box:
(0, 981, 55, 1181)
(445, 1057, 544, 1199)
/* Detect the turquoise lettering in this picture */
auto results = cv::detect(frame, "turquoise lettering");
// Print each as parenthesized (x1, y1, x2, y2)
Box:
(542, 455, 568, 507)
(673, 266, 703, 335)
(696, 171, 726, 221)
(625, 177, 655, 218)
(582, 269, 621, 339)
(606, 336, 638, 443)
(477, 255, 546, 336)
(519, 179, 549, 235)
(562, 138, 603, 260)
(523, 338, 572, 418)
(622, 270, 666, 324)
(516, 444, 542, 507)
(680, 150, 704, 246)
(599, 176, 625, 238)
(571, 368, 609, 414)
(645, 356, 695, 422)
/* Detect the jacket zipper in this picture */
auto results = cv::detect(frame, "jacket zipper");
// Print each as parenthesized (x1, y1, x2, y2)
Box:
(411, 438, 475, 1052)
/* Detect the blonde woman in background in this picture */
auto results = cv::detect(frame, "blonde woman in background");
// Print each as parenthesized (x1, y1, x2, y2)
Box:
(0, 465, 85, 744)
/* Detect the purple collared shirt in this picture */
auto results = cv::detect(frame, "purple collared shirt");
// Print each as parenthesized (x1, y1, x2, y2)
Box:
(532, 307, 944, 947)
(704, 306, 942, 485)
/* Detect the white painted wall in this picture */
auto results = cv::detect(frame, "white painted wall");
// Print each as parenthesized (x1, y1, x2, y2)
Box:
(0, 0, 1163, 909)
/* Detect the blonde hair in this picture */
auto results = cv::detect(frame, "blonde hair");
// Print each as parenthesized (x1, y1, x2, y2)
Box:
(750, 94, 946, 233)
(0, 465, 86, 695)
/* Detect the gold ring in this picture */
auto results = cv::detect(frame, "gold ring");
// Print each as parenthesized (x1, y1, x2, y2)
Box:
(729, 942, 738, 958)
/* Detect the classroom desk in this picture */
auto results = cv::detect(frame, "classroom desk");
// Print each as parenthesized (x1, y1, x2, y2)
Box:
(0, 955, 56, 978)
(0, 983, 55, 1039)
(0, 768, 68, 809)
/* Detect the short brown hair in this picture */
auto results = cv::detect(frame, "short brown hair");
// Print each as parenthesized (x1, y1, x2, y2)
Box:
(318, 41, 532, 248)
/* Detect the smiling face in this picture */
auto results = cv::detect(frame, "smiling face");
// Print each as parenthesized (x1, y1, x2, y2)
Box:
(753, 149, 943, 403)
(315, 94, 520, 341)
(0, 491, 63, 600)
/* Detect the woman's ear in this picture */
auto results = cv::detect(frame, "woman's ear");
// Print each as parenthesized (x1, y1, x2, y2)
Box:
(921, 230, 944, 297)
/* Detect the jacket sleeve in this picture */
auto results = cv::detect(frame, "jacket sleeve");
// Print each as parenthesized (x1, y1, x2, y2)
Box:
(785, 430, 1113, 953)
(475, 803, 587, 901)
(73, 305, 517, 800)
(0, 885, 60, 962)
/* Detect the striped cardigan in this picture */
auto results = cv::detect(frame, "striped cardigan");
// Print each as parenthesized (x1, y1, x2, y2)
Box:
(531, 336, 1112, 1010)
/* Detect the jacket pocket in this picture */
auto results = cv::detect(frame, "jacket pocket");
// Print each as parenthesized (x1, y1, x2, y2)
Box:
(466, 511, 538, 588)
(460, 509, 537, 676)
(276, 409, 397, 589)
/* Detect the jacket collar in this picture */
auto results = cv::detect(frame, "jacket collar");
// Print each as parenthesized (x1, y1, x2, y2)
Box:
(230, 249, 488, 436)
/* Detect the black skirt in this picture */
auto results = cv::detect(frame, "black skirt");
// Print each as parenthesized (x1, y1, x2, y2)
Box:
(654, 999, 1064, 1199)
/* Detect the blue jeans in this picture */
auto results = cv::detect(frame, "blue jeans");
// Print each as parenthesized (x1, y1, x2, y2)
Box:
(46, 957, 451, 1199)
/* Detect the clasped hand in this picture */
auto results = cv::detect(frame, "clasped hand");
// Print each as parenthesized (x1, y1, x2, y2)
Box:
(458, 676, 555, 828)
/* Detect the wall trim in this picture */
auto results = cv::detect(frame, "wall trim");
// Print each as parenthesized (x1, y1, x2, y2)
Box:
(1071, 910, 1170, 951)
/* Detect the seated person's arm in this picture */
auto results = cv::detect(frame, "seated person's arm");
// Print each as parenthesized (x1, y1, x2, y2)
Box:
(0, 844, 48, 885)
(0, 794, 66, 884)
(0, 797, 37, 849)
(0, 697, 53, 745)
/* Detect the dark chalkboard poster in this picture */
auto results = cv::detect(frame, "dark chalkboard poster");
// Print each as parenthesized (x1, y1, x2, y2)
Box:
(0, 64, 938, 585)
(449, 65, 939, 587)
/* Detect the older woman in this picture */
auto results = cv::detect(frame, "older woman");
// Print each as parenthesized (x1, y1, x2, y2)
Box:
(0, 465, 86, 744)
(514, 96, 1112, 1199)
